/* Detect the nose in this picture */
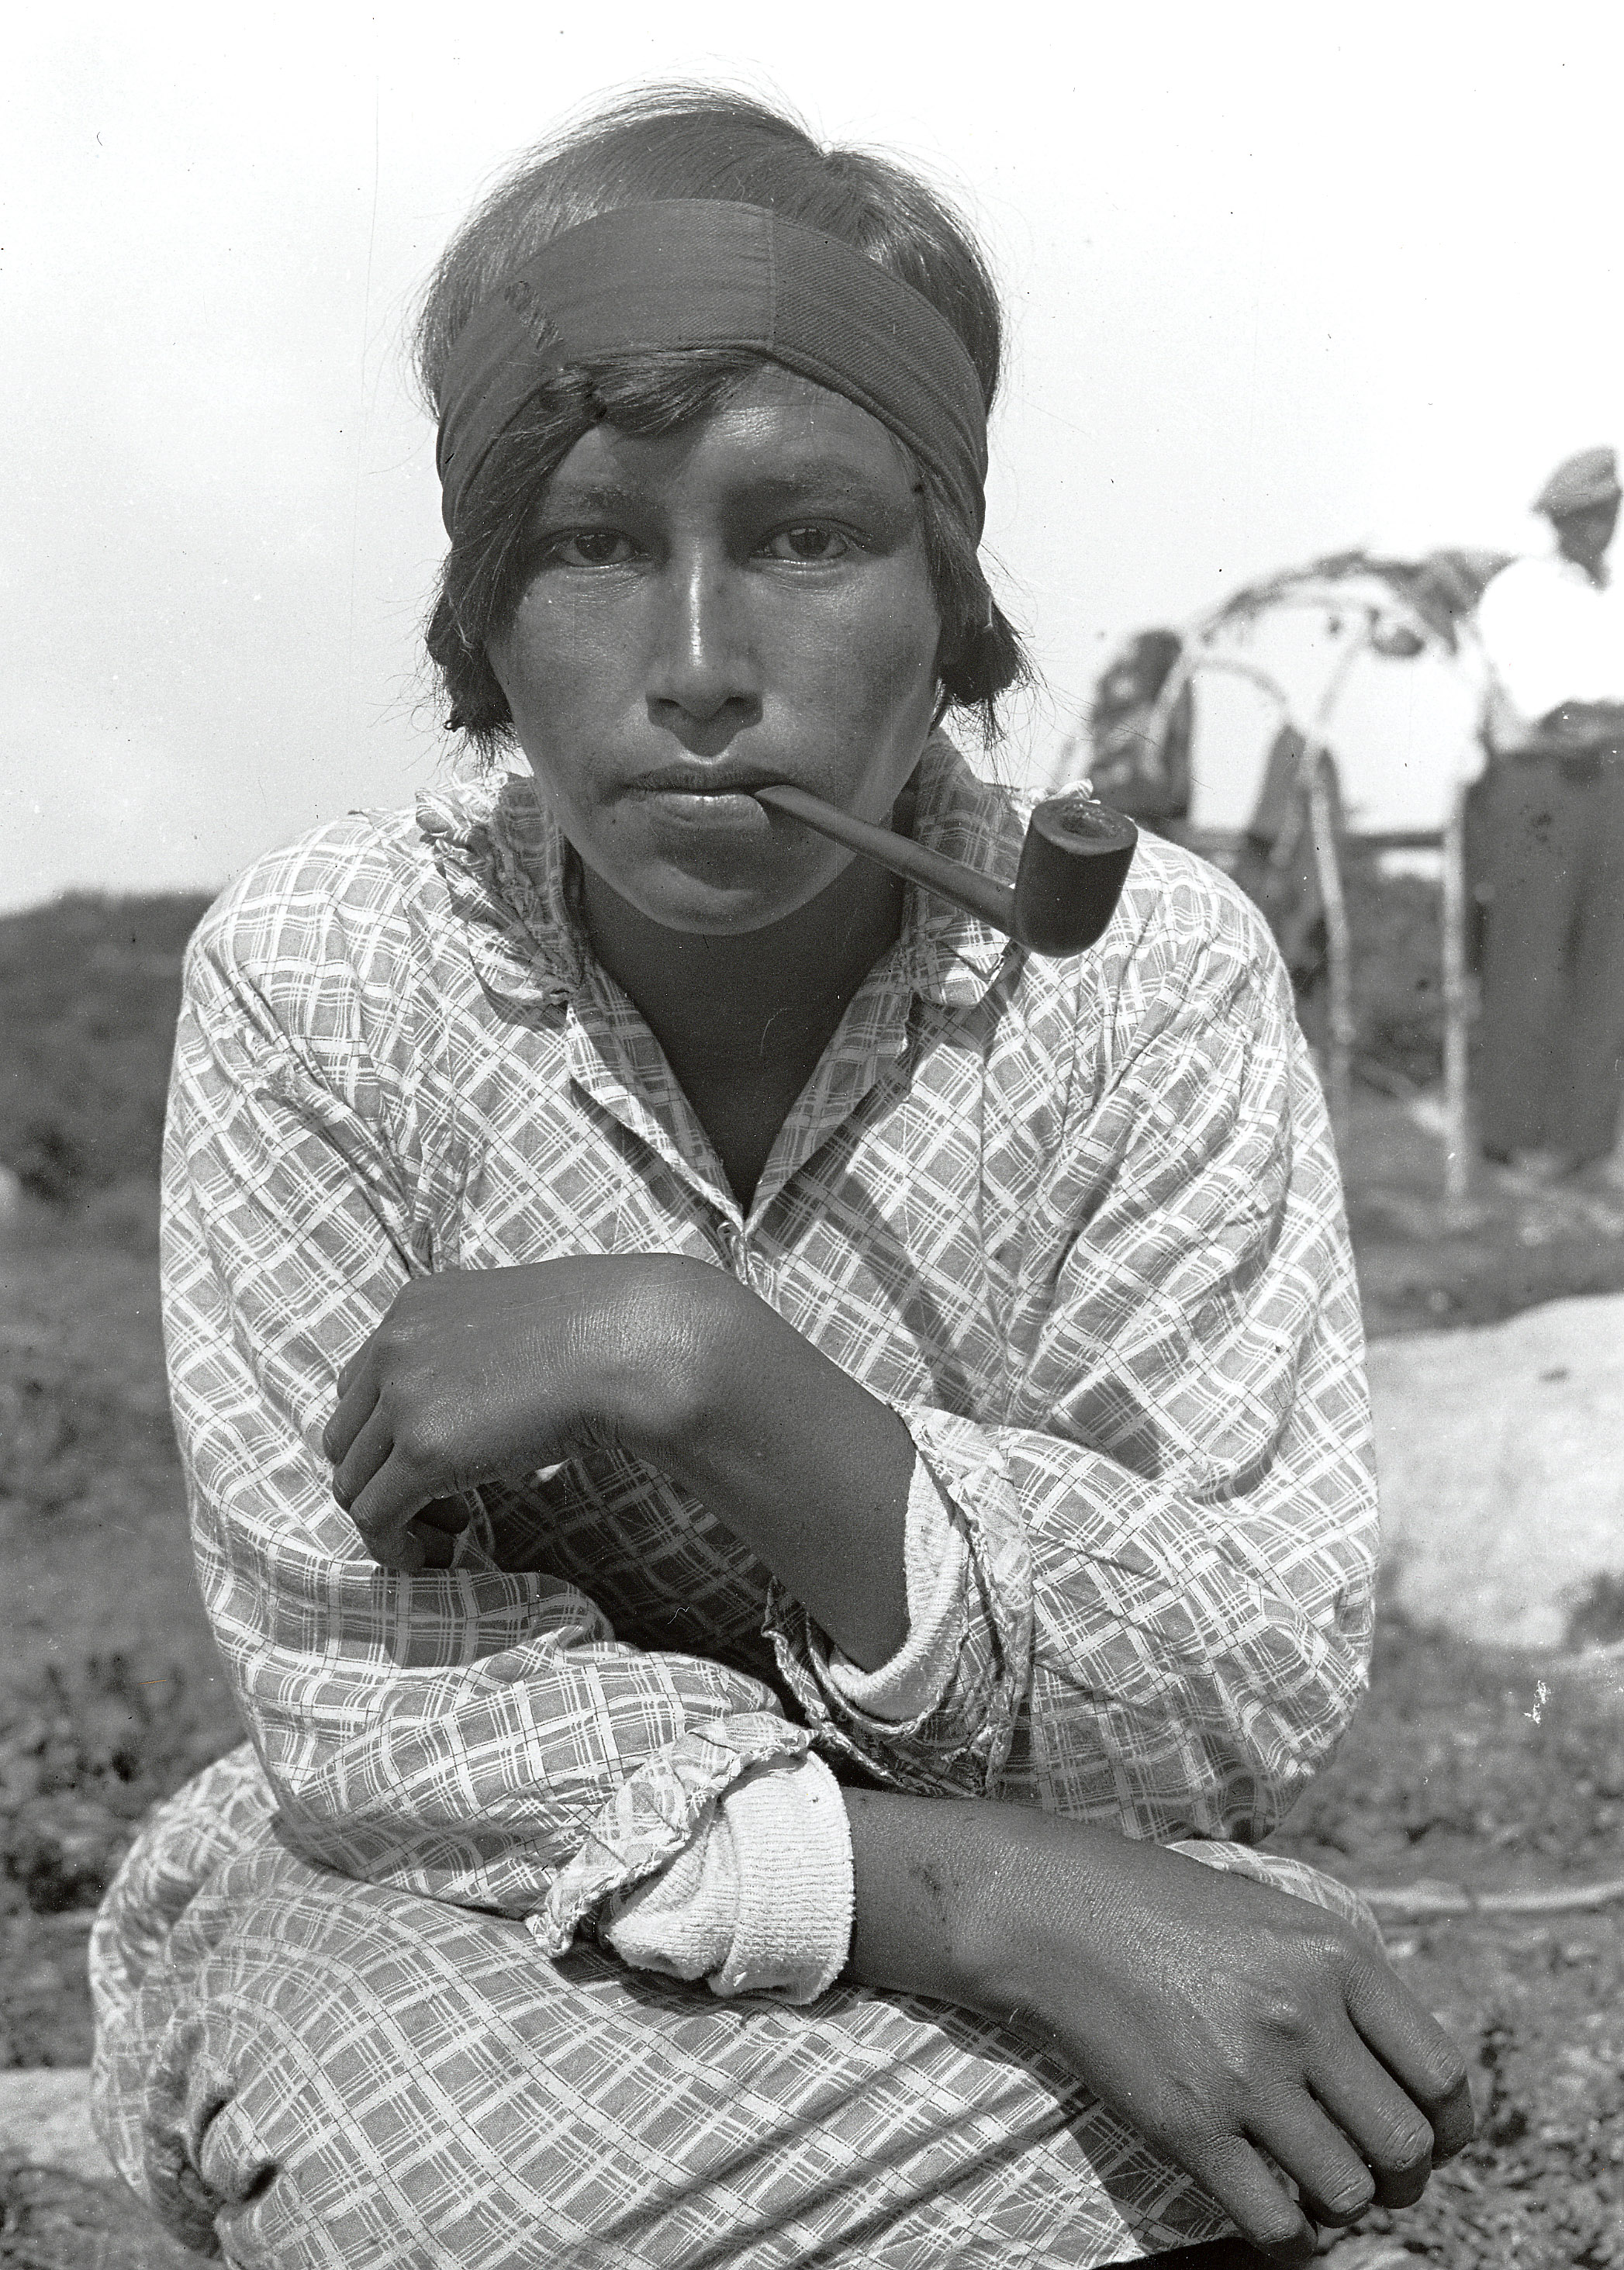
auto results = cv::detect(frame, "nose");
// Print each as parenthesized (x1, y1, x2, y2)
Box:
(644, 549, 763, 741)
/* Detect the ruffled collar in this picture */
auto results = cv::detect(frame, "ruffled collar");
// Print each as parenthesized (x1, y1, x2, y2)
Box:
(416, 734, 1025, 1017)
(416, 766, 584, 1014)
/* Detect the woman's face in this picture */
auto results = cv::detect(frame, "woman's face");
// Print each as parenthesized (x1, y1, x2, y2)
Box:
(485, 366, 943, 935)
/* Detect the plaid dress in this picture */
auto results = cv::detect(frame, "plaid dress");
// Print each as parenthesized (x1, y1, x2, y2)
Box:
(92, 741, 1379, 2268)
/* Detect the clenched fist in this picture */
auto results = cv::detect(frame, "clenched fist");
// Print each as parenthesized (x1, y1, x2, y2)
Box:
(322, 1254, 719, 1570)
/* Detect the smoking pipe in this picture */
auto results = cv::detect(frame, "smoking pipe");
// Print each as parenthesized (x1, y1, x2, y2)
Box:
(752, 783, 1138, 956)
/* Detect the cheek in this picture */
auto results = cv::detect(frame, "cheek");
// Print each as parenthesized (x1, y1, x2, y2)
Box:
(489, 596, 604, 715)
(482, 633, 603, 836)
(809, 571, 942, 721)
(485, 606, 627, 796)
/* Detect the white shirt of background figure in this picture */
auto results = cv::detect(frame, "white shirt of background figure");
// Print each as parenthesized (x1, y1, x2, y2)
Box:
(1476, 449, 1624, 752)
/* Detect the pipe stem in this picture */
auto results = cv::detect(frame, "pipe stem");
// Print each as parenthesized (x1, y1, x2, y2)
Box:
(753, 782, 1018, 935)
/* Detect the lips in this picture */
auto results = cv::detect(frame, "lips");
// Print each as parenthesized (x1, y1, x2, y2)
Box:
(629, 765, 781, 797)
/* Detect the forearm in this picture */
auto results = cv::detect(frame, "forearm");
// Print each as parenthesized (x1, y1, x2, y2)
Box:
(843, 1778, 1474, 2268)
(841, 1785, 1014, 2010)
(640, 1264, 914, 1670)
(321, 1246, 914, 1660)
(841, 1783, 1130, 2020)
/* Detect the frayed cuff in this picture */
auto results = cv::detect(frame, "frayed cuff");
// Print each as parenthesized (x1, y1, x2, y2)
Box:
(600, 1751, 854, 2005)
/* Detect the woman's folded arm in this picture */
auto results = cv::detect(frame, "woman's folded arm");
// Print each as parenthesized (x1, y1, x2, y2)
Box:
(166, 899, 823, 1933)
(769, 903, 1378, 1840)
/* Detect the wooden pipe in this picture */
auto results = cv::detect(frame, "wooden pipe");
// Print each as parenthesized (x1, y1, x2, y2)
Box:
(753, 783, 1138, 956)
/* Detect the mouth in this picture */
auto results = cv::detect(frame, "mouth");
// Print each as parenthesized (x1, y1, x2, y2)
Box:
(628, 765, 783, 798)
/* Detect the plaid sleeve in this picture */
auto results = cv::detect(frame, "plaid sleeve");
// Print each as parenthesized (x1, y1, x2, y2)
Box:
(164, 839, 809, 1925)
(772, 890, 1377, 1840)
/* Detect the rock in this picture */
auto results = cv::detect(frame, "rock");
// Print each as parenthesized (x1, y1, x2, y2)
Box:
(0, 2065, 111, 2182)
(1319, 2238, 1418, 2268)
(0, 2072, 200, 2262)
(0, 2158, 196, 2267)
(1369, 1293, 1624, 1649)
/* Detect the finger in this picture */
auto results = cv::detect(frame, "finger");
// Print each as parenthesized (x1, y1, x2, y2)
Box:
(323, 1362, 378, 1465)
(415, 1495, 473, 1535)
(1187, 2134, 1317, 2266)
(1344, 1964, 1476, 2164)
(348, 1462, 433, 1570)
(344, 1436, 449, 1568)
(1245, 2084, 1376, 2229)
(1308, 2043, 1437, 2209)
(408, 1496, 475, 1572)
(409, 1515, 458, 1570)
(330, 1407, 396, 1515)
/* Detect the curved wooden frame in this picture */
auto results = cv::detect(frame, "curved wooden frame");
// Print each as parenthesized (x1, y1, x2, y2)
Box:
(1104, 595, 1477, 1208)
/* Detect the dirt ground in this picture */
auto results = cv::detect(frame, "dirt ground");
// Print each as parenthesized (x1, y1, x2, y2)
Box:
(4, 1097, 1623, 2266)
(1342, 1087, 1624, 1339)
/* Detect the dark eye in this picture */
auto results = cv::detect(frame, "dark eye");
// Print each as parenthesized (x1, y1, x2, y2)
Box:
(763, 525, 849, 561)
(551, 530, 638, 567)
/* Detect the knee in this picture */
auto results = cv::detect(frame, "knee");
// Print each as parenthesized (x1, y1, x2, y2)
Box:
(97, 1850, 544, 2267)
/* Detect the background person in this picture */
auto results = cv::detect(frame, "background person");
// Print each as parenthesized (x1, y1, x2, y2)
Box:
(1474, 445, 1624, 1178)
(89, 90, 1470, 2270)
(1073, 628, 1195, 836)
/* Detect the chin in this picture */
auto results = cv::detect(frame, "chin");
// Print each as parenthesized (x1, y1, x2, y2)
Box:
(636, 870, 823, 937)
(582, 839, 822, 937)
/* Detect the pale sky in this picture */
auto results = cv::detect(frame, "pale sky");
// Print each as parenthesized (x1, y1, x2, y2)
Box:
(4, 2, 1620, 910)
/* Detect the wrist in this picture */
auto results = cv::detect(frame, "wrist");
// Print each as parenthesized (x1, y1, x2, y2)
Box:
(842, 1789, 1054, 2017)
(596, 1257, 912, 1668)
(845, 1792, 1177, 2032)
(595, 1255, 755, 1467)
(928, 1805, 1092, 2023)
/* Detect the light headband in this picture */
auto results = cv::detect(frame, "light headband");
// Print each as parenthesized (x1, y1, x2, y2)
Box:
(434, 200, 990, 542)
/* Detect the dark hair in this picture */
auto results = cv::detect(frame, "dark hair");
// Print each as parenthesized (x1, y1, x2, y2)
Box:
(413, 87, 1031, 757)
(1089, 628, 1183, 731)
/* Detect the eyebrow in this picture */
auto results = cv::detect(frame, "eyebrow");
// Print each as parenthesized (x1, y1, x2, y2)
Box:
(530, 482, 647, 517)
(534, 466, 909, 518)
(733, 468, 904, 506)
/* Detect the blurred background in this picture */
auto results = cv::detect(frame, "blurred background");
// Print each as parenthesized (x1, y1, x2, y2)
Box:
(3, 2, 1621, 908)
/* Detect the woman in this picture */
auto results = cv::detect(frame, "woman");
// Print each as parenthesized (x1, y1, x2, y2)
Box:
(91, 89, 1470, 2270)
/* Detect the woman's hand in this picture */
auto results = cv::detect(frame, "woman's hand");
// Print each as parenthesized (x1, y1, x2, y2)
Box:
(844, 1792, 1473, 2267)
(325, 1252, 912, 1664)
(322, 1256, 717, 1570)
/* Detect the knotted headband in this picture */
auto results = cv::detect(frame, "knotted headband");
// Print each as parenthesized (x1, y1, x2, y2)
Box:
(434, 199, 990, 543)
